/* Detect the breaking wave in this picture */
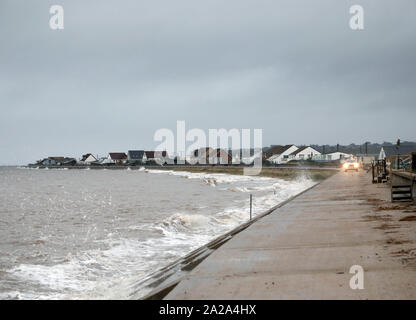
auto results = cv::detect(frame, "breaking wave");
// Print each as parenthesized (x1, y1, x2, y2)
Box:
(2, 169, 315, 300)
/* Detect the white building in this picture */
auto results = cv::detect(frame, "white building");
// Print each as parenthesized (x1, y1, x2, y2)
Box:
(79, 153, 98, 165)
(313, 152, 352, 161)
(267, 145, 299, 164)
(288, 146, 321, 161)
(107, 152, 127, 164)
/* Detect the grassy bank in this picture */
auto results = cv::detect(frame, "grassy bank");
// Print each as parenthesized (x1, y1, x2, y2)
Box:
(151, 166, 337, 181)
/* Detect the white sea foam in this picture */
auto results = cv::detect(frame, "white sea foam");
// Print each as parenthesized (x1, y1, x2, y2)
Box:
(146, 169, 275, 185)
(6, 217, 214, 300)
(2, 168, 315, 300)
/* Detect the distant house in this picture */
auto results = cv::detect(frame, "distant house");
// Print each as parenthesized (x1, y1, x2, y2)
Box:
(288, 146, 321, 161)
(189, 147, 232, 165)
(267, 145, 299, 164)
(330, 152, 352, 161)
(80, 153, 98, 164)
(127, 150, 145, 164)
(187, 148, 210, 164)
(144, 151, 169, 164)
(108, 152, 127, 164)
(214, 148, 232, 165)
(313, 152, 352, 161)
(191, 148, 212, 164)
(61, 158, 77, 166)
(38, 157, 61, 166)
(263, 145, 284, 160)
(38, 157, 76, 166)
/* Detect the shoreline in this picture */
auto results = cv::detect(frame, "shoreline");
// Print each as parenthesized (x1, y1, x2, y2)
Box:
(150, 166, 337, 181)
(21, 165, 338, 182)
(2, 163, 322, 300)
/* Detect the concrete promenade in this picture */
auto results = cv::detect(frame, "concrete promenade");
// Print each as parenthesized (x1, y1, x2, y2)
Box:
(166, 171, 416, 299)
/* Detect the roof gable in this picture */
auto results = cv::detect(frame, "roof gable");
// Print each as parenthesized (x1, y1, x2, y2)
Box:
(289, 146, 308, 156)
(279, 145, 298, 155)
(81, 153, 97, 161)
(109, 153, 127, 160)
(264, 145, 284, 158)
(290, 146, 320, 156)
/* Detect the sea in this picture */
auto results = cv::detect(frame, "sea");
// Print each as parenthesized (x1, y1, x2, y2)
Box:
(0, 166, 315, 299)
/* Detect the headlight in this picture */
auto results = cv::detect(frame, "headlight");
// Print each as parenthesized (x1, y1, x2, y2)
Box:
(354, 163, 359, 168)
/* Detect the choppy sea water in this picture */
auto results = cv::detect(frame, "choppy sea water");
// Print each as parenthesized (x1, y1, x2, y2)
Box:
(0, 166, 315, 299)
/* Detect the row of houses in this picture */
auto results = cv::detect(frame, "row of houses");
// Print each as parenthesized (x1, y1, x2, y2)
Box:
(263, 144, 353, 165)
(103, 151, 168, 165)
(37, 157, 78, 166)
(35, 145, 354, 167)
(37, 148, 236, 166)
(36, 144, 415, 167)
(36, 151, 169, 166)
(264, 144, 416, 167)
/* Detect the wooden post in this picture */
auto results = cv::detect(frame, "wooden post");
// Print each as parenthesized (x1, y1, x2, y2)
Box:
(250, 194, 252, 221)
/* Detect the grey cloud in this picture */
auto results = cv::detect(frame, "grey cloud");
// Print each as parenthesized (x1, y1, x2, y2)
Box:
(0, 0, 415, 164)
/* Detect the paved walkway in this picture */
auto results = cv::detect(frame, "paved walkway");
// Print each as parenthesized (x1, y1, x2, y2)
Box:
(166, 171, 416, 299)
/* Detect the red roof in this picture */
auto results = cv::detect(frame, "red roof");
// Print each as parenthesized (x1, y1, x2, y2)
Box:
(109, 153, 127, 160)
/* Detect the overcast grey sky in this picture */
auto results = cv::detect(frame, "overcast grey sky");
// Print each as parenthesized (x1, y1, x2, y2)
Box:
(0, 0, 415, 164)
